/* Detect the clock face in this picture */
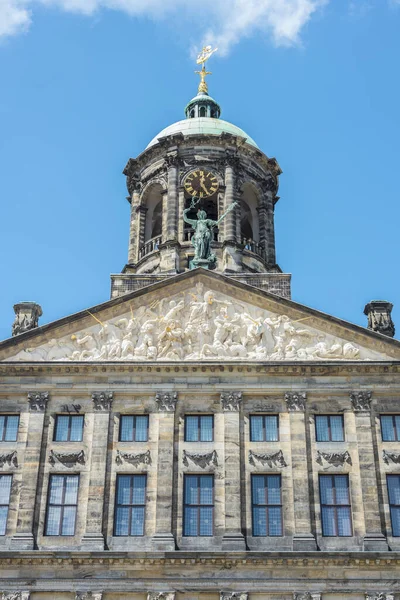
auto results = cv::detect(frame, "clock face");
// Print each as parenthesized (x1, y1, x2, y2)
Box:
(184, 169, 219, 198)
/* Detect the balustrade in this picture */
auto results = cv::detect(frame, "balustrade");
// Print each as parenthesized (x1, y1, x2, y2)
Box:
(139, 236, 162, 259)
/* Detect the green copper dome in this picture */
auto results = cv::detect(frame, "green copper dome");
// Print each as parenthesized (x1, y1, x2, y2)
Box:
(146, 117, 259, 149)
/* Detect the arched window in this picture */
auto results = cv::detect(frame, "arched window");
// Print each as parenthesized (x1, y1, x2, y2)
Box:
(240, 183, 260, 244)
(143, 183, 164, 243)
(190, 109, 195, 119)
(199, 106, 206, 117)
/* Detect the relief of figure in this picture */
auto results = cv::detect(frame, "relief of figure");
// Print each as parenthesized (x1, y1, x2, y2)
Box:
(158, 319, 185, 360)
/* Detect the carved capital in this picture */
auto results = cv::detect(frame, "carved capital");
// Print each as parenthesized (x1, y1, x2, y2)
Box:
(0, 451, 18, 469)
(147, 593, 175, 600)
(249, 450, 287, 468)
(2, 593, 30, 600)
(164, 152, 181, 168)
(365, 594, 394, 600)
(27, 391, 49, 412)
(183, 450, 218, 469)
(220, 594, 248, 600)
(293, 594, 321, 600)
(285, 391, 306, 412)
(316, 451, 352, 468)
(221, 391, 242, 412)
(350, 391, 372, 412)
(76, 593, 103, 600)
(155, 392, 177, 412)
(92, 392, 113, 412)
(116, 449, 151, 467)
(49, 450, 85, 468)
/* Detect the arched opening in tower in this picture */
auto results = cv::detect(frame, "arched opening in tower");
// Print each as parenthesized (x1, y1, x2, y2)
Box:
(143, 183, 164, 243)
(240, 183, 260, 246)
(183, 191, 219, 242)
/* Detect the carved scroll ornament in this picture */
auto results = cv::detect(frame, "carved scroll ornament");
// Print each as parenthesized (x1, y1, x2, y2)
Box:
(350, 391, 372, 412)
(285, 392, 306, 412)
(8, 285, 379, 364)
(0, 451, 18, 469)
(316, 450, 352, 468)
(92, 392, 113, 412)
(27, 391, 49, 412)
(2, 593, 30, 600)
(183, 450, 218, 468)
(221, 391, 242, 412)
(249, 449, 287, 468)
(155, 392, 177, 412)
(365, 594, 394, 600)
(49, 450, 85, 468)
(383, 450, 400, 465)
(116, 449, 151, 467)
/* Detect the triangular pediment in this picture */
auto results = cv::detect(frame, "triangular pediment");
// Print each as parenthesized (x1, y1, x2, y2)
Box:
(1, 270, 399, 363)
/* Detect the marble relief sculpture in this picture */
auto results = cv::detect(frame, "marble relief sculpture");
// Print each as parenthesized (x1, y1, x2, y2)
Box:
(7, 283, 386, 363)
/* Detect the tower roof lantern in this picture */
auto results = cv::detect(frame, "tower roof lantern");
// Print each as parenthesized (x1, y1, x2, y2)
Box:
(184, 91, 221, 120)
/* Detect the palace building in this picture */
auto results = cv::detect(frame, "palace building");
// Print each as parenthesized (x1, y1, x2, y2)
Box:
(0, 49, 399, 600)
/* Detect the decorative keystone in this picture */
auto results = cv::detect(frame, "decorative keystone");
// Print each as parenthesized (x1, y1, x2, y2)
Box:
(12, 302, 42, 336)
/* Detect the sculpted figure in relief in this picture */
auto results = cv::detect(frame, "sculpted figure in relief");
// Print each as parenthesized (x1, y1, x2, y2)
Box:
(7, 285, 380, 363)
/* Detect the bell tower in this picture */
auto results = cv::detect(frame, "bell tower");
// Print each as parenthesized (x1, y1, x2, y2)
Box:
(111, 49, 291, 300)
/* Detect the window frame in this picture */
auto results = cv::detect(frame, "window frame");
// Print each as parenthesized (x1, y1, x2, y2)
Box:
(315, 414, 345, 442)
(380, 415, 400, 442)
(53, 414, 84, 442)
(183, 474, 214, 537)
(0, 474, 12, 536)
(0, 415, 19, 442)
(184, 415, 214, 442)
(249, 414, 279, 442)
(319, 474, 353, 537)
(118, 415, 149, 442)
(44, 474, 79, 537)
(387, 474, 400, 537)
(251, 473, 283, 537)
(113, 473, 147, 537)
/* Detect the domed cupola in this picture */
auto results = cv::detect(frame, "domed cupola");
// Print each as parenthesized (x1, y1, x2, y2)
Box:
(185, 92, 221, 119)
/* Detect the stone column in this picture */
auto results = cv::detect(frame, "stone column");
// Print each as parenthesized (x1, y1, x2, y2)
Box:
(224, 163, 236, 242)
(166, 156, 179, 241)
(11, 392, 49, 550)
(152, 392, 177, 551)
(128, 188, 141, 264)
(221, 391, 246, 550)
(81, 392, 113, 551)
(178, 187, 185, 243)
(351, 391, 388, 551)
(286, 392, 317, 551)
(135, 204, 147, 262)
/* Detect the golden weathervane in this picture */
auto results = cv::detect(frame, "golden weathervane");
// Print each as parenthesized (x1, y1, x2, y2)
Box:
(195, 45, 218, 94)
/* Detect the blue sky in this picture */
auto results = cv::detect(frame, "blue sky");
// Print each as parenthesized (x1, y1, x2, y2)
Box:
(0, 0, 399, 341)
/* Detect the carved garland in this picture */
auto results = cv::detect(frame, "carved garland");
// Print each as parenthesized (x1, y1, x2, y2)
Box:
(220, 594, 248, 600)
(0, 451, 18, 469)
(383, 450, 400, 465)
(2, 593, 30, 600)
(75, 593, 103, 600)
(49, 450, 85, 468)
(147, 593, 175, 600)
(293, 594, 321, 600)
(365, 594, 394, 600)
(316, 450, 352, 468)
(116, 449, 151, 467)
(249, 450, 287, 469)
(183, 450, 218, 469)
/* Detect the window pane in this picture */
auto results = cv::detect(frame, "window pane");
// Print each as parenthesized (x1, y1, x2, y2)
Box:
(267, 476, 281, 505)
(334, 476, 349, 505)
(0, 475, 12, 505)
(55, 416, 69, 442)
(253, 506, 267, 536)
(388, 475, 400, 505)
(268, 507, 282, 536)
(131, 506, 145, 535)
(390, 507, 400, 536)
(186, 416, 199, 442)
(250, 416, 263, 441)
(49, 476, 64, 504)
(0, 417, 4, 441)
(330, 416, 344, 441)
(199, 476, 213, 505)
(61, 506, 77, 535)
(120, 416, 134, 442)
(115, 507, 130, 536)
(395, 416, 400, 439)
(64, 476, 79, 504)
(135, 416, 148, 442)
(185, 476, 198, 505)
(265, 416, 278, 441)
(200, 416, 213, 442)
(321, 506, 336, 536)
(4, 416, 19, 442)
(117, 476, 132, 505)
(320, 476, 334, 505)
(46, 506, 61, 535)
(132, 476, 146, 505)
(0, 506, 9, 536)
(381, 416, 395, 441)
(70, 416, 84, 442)
(337, 507, 352, 536)
(199, 506, 213, 536)
(316, 416, 329, 441)
(252, 476, 266, 505)
(184, 506, 198, 536)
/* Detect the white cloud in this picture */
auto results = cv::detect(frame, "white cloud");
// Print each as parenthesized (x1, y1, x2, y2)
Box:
(0, 0, 327, 51)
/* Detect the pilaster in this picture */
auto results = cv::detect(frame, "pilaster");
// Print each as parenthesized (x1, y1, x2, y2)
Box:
(81, 392, 113, 551)
(11, 392, 49, 550)
(128, 188, 141, 264)
(221, 391, 246, 550)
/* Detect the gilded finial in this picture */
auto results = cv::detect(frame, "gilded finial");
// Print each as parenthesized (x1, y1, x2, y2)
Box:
(195, 45, 218, 94)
